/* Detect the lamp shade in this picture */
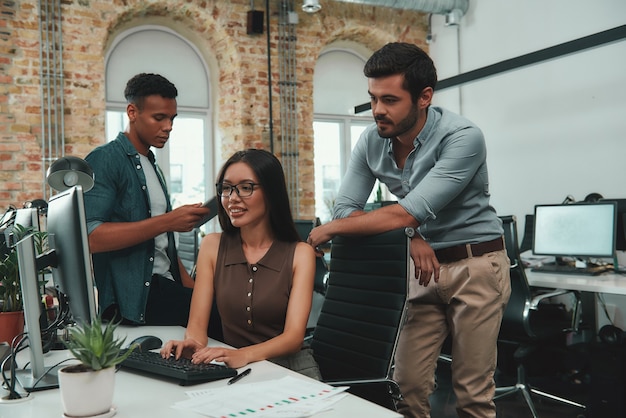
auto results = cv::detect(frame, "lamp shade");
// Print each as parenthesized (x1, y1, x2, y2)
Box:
(302, 0, 321, 13)
(47, 156, 95, 192)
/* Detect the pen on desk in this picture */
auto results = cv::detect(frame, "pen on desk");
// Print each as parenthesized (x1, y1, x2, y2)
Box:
(228, 368, 251, 385)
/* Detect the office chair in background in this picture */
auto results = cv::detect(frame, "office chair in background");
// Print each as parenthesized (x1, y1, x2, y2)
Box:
(495, 215, 586, 417)
(294, 219, 329, 332)
(177, 228, 200, 278)
(310, 229, 409, 411)
(519, 214, 534, 254)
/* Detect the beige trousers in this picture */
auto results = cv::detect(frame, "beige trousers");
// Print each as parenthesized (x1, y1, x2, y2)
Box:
(394, 249, 511, 418)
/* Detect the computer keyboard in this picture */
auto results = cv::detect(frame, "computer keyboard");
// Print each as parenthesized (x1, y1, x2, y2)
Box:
(119, 350, 237, 385)
(531, 263, 611, 276)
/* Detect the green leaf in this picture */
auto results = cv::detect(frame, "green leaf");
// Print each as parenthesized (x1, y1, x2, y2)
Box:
(64, 316, 134, 371)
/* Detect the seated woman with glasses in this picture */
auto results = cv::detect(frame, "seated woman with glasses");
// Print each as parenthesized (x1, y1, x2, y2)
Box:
(161, 149, 321, 379)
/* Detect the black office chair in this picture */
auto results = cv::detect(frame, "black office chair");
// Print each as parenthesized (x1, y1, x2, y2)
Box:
(177, 228, 200, 278)
(495, 215, 585, 417)
(294, 219, 329, 331)
(310, 228, 409, 410)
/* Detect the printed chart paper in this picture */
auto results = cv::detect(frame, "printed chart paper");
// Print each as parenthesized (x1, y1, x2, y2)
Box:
(173, 375, 348, 417)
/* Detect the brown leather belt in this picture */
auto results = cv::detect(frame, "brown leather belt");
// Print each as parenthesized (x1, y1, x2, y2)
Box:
(434, 236, 504, 264)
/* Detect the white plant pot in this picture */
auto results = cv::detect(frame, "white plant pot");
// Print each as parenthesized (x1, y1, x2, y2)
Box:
(58, 365, 115, 417)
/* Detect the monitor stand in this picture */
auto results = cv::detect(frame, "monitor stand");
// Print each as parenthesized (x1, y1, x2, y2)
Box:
(15, 368, 59, 392)
(15, 234, 60, 392)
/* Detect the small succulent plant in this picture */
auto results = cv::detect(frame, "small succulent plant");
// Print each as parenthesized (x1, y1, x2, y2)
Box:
(64, 316, 136, 371)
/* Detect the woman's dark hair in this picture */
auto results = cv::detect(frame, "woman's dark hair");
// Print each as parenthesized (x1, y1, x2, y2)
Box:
(363, 42, 438, 103)
(216, 149, 300, 242)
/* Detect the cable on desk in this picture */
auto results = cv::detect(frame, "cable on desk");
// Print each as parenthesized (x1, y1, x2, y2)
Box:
(1, 332, 28, 400)
(2, 294, 77, 400)
(30, 357, 73, 390)
(597, 293, 616, 327)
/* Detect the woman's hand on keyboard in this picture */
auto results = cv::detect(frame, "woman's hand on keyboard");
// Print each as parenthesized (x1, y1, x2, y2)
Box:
(160, 337, 204, 360)
(192, 346, 251, 369)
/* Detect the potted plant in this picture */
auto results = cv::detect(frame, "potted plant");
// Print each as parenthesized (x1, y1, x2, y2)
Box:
(0, 225, 47, 344)
(59, 316, 136, 417)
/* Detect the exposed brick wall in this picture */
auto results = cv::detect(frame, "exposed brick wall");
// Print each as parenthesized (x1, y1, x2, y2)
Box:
(0, 0, 428, 217)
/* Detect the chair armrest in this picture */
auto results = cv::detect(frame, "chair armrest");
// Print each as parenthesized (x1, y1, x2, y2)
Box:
(529, 289, 578, 310)
(529, 288, 582, 332)
(325, 377, 389, 386)
(324, 378, 403, 402)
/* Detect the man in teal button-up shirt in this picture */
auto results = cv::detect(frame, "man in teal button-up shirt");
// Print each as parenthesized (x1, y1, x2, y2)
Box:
(84, 73, 211, 327)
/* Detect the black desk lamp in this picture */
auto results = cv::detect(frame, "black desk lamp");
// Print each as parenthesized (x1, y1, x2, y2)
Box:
(46, 156, 94, 192)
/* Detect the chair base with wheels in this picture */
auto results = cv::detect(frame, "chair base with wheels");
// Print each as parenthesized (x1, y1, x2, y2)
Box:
(494, 344, 586, 418)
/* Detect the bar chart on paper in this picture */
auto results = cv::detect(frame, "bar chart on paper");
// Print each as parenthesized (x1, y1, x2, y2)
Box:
(173, 375, 349, 417)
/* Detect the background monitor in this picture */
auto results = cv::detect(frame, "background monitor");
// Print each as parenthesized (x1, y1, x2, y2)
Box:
(4, 208, 39, 248)
(0, 207, 15, 228)
(532, 201, 617, 259)
(13, 208, 40, 231)
(14, 185, 97, 392)
(0, 208, 15, 258)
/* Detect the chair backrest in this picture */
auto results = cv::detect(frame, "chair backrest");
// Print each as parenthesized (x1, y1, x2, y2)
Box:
(294, 218, 316, 242)
(519, 214, 534, 254)
(500, 214, 522, 268)
(498, 215, 535, 339)
(294, 218, 329, 294)
(310, 228, 409, 381)
(177, 228, 200, 276)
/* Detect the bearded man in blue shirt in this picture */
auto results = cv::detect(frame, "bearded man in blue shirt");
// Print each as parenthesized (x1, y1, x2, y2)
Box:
(84, 73, 215, 331)
(308, 43, 511, 418)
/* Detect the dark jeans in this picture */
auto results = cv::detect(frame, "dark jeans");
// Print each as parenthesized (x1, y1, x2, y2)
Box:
(103, 274, 224, 342)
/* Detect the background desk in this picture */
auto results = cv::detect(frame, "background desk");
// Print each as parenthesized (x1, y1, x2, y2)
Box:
(526, 269, 626, 333)
(526, 270, 626, 296)
(1, 326, 401, 418)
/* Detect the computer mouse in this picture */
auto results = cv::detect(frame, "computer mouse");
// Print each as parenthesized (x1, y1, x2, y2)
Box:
(129, 335, 163, 352)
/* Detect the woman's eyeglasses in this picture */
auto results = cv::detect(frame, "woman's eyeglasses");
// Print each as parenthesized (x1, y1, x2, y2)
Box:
(216, 182, 260, 198)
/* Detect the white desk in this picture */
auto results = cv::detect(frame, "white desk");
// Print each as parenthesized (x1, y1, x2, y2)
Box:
(1, 326, 401, 418)
(526, 270, 626, 296)
(526, 269, 626, 333)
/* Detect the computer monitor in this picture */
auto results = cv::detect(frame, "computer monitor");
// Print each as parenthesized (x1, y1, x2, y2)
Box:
(601, 198, 626, 251)
(0, 208, 15, 258)
(0, 207, 15, 228)
(14, 185, 97, 392)
(13, 208, 40, 231)
(4, 208, 39, 247)
(46, 186, 97, 325)
(532, 201, 617, 259)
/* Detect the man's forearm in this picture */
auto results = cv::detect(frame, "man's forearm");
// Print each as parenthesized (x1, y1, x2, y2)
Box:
(332, 205, 416, 236)
(309, 204, 418, 247)
(88, 217, 168, 253)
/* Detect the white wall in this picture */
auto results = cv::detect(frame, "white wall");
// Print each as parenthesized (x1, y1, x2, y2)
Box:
(429, 0, 626, 222)
(428, 0, 626, 329)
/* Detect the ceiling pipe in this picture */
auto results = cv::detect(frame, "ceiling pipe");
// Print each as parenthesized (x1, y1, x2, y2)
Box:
(331, 0, 469, 24)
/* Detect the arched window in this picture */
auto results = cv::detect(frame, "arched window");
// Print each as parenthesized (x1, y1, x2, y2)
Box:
(105, 26, 214, 224)
(313, 47, 391, 222)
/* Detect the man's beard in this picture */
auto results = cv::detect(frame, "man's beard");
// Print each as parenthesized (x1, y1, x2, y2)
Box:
(375, 104, 419, 139)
